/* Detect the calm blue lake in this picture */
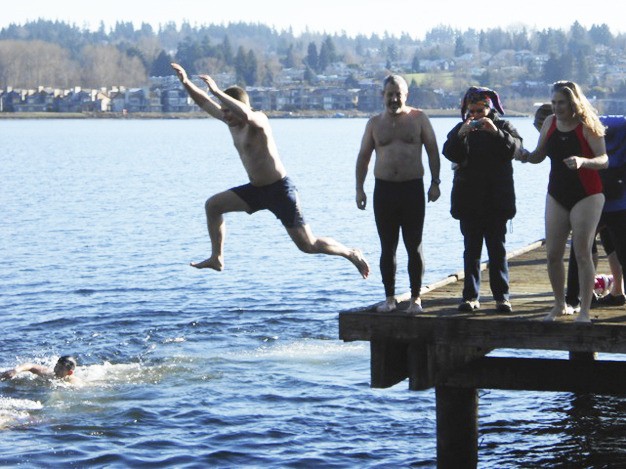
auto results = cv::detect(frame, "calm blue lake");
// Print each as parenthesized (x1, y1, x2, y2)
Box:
(0, 117, 623, 467)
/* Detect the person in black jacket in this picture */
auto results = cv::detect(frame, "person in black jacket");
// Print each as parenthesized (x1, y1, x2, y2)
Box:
(442, 86, 523, 312)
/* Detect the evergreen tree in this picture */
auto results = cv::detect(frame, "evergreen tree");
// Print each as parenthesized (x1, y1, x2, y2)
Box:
(305, 42, 319, 73)
(575, 55, 591, 85)
(385, 42, 398, 65)
(139, 22, 154, 37)
(262, 64, 274, 86)
(411, 53, 420, 73)
(479, 31, 487, 51)
(511, 27, 530, 50)
(542, 53, 561, 83)
(124, 46, 148, 70)
(95, 21, 107, 42)
(150, 50, 174, 77)
(542, 52, 574, 83)
(234, 46, 258, 86)
(304, 65, 316, 84)
(200, 35, 215, 58)
(319, 36, 338, 70)
(567, 22, 592, 57)
(222, 35, 234, 66)
(234, 46, 247, 85)
(281, 44, 297, 68)
(175, 36, 202, 74)
(344, 73, 359, 88)
(318, 45, 329, 73)
(454, 37, 466, 57)
(245, 49, 258, 85)
(535, 28, 567, 55)
(589, 24, 613, 46)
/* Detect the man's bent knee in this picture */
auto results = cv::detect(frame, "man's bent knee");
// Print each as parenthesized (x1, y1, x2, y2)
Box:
(205, 196, 226, 217)
(293, 237, 316, 254)
(287, 226, 318, 254)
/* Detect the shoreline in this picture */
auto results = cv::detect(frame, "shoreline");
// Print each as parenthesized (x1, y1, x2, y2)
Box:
(0, 109, 531, 119)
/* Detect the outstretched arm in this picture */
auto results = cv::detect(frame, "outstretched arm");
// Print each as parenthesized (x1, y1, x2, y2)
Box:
(518, 115, 551, 164)
(1, 363, 51, 379)
(171, 63, 224, 121)
(198, 74, 266, 129)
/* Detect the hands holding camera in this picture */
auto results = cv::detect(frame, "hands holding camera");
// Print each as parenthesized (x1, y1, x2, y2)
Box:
(458, 117, 498, 138)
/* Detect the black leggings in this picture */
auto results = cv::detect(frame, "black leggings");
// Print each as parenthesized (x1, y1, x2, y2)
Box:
(374, 179, 425, 298)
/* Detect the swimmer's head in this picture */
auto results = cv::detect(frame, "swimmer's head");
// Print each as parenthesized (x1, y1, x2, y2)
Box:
(53, 356, 77, 378)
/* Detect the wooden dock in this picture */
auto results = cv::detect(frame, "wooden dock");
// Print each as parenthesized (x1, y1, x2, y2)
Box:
(338, 240, 626, 468)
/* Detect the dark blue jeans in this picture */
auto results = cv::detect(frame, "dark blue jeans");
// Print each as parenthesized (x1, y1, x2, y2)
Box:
(460, 218, 510, 302)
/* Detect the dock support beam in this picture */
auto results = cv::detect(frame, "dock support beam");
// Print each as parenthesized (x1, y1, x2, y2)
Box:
(436, 386, 477, 469)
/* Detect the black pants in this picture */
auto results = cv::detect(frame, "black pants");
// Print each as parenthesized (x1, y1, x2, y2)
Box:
(374, 179, 425, 298)
(459, 217, 510, 302)
(567, 209, 626, 305)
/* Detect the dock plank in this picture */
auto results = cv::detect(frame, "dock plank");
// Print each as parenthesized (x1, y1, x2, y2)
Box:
(340, 240, 626, 354)
(339, 239, 626, 466)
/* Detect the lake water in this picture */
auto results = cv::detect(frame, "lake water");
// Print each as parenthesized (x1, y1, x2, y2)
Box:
(0, 117, 624, 467)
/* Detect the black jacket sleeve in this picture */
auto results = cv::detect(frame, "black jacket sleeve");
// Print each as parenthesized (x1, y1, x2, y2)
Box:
(494, 120, 523, 160)
(442, 123, 467, 164)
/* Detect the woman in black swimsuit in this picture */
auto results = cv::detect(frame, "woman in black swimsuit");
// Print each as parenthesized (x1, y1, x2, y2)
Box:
(519, 81, 608, 322)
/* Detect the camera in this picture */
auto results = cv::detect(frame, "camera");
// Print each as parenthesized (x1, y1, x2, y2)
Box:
(470, 120, 482, 128)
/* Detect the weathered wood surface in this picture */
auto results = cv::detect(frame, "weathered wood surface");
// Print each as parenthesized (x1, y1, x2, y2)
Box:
(340, 240, 626, 468)
(340, 240, 626, 355)
(440, 357, 626, 394)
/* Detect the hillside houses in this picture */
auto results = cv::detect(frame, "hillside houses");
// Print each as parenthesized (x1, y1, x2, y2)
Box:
(5, 49, 626, 115)
(0, 78, 384, 114)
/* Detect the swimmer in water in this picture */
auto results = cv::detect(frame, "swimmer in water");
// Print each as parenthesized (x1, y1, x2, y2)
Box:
(1, 356, 80, 385)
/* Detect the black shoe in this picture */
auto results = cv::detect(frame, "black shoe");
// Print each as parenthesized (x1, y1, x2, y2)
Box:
(458, 299, 480, 312)
(595, 293, 626, 307)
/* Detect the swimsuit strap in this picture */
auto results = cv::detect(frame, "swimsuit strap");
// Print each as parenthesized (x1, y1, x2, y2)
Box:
(546, 116, 557, 140)
(574, 124, 593, 158)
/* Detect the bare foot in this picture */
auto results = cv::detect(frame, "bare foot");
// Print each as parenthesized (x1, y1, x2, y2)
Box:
(348, 249, 370, 279)
(544, 304, 567, 321)
(575, 312, 591, 323)
(406, 297, 423, 314)
(190, 256, 223, 271)
(376, 298, 397, 312)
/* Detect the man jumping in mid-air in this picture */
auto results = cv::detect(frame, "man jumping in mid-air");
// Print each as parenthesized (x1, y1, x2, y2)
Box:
(171, 63, 369, 278)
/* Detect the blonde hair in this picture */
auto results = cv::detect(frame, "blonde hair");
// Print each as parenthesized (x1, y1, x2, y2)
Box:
(552, 81, 605, 137)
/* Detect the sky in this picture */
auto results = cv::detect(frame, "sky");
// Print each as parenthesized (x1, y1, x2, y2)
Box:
(2, 0, 623, 38)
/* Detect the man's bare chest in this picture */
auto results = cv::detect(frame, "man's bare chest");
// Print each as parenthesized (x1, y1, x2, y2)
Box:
(375, 126, 421, 147)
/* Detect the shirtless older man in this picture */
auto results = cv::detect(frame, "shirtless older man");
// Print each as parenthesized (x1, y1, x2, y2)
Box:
(356, 75, 441, 313)
(172, 63, 369, 278)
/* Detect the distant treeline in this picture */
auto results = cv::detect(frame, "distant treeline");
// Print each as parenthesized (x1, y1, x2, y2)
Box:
(2, 19, 626, 95)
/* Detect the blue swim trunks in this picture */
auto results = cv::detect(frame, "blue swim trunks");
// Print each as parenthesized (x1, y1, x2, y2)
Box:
(230, 176, 306, 228)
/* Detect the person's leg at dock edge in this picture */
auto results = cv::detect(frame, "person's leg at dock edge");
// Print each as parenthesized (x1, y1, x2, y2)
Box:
(459, 219, 482, 312)
(596, 211, 626, 306)
(484, 217, 512, 312)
